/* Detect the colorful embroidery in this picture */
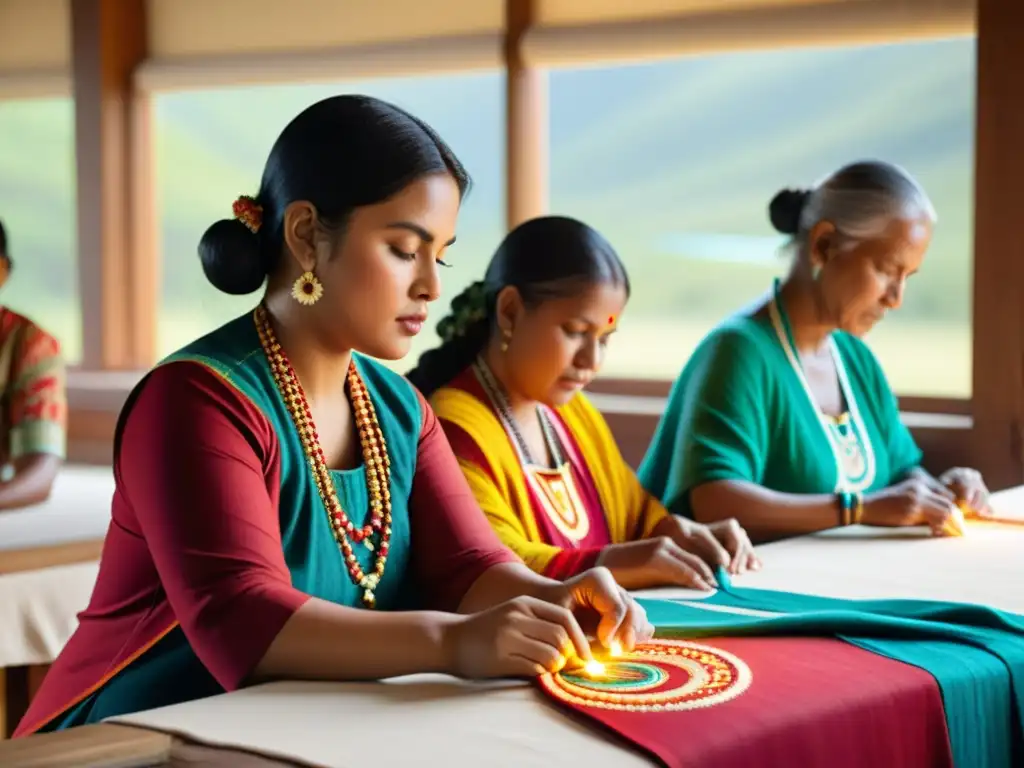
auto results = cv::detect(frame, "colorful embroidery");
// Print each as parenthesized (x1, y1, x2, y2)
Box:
(823, 412, 870, 488)
(529, 464, 591, 542)
(471, 356, 595, 545)
(540, 639, 752, 712)
(767, 280, 877, 494)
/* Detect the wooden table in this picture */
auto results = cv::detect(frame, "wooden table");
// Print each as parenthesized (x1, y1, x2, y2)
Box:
(0, 723, 298, 767)
(0, 465, 113, 738)
(3, 494, 1023, 767)
(0, 464, 113, 570)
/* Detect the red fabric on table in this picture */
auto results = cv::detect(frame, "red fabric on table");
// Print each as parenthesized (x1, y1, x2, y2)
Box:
(540, 636, 953, 768)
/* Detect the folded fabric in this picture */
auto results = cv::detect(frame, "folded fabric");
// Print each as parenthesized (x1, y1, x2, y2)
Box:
(636, 567, 1024, 768)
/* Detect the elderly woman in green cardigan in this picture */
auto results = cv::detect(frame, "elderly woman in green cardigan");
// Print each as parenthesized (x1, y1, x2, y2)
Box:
(639, 160, 990, 545)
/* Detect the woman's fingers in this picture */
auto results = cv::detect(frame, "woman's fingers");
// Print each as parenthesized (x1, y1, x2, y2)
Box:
(518, 599, 593, 663)
(505, 635, 569, 674)
(662, 544, 716, 589)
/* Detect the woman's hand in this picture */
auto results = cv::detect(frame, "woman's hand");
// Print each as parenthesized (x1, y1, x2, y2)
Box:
(556, 566, 655, 651)
(938, 467, 991, 517)
(442, 567, 653, 679)
(650, 515, 760, 576)
(598, 536, 718, 591)
(861, 477, 964, 536)
(443, 595, 594, 679)
(703, 518, 762, 575)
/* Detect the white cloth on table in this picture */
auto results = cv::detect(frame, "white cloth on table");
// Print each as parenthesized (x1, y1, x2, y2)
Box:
(633, 518, 1024, 612)
(0, 464, 114, 552)
(0, 561, 99, 666)
(107, 493, 1024, 768)
(0, 465, 112, 667)
(112, 677, 653, 768)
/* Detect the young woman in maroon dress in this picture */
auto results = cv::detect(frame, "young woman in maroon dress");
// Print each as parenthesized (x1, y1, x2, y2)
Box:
(17, 95, 651, 736)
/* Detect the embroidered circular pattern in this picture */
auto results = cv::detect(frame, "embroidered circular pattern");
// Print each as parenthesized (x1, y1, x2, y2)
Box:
(540, 639, 752, 712)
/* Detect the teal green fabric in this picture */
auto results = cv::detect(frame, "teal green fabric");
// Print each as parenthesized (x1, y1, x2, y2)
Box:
(638, 569, 1024, 767)
(46, 312, 424, 730)
(157, 313, 422, 611)
(637, 314, 922, 518)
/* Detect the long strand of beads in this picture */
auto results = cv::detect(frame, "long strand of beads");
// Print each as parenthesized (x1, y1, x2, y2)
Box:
(254, 305, 391, 608)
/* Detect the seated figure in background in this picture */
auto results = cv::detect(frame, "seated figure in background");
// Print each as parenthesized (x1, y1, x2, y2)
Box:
(0, 218, 66, 510)
(639, 161, 989, 543)
(408, 215, 760, 592)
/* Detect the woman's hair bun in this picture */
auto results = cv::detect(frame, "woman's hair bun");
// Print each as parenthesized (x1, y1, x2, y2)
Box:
(198, 218, 269, 295)
(768, 188, 812, 236)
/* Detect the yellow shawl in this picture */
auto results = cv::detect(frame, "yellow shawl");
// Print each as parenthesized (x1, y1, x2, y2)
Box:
(431, 383, 667, 576)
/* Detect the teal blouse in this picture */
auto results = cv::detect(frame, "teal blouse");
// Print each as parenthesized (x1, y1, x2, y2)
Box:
(23, 311, 517, 734)
(638, 313, 922, 519)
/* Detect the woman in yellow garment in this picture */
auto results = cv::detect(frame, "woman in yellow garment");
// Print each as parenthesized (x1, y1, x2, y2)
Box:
(407, 216, 759, 590)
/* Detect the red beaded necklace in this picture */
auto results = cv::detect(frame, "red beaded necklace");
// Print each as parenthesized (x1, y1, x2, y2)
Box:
(253, 304, 392, 608)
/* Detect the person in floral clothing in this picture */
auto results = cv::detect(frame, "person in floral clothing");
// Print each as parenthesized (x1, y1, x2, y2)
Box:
(0, 218, 66, 510)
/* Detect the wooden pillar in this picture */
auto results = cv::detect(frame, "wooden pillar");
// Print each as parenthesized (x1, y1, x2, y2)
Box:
(971, 0, 1024, 491)
(505, 0, 547, 229)
(71, 0, 155, 370)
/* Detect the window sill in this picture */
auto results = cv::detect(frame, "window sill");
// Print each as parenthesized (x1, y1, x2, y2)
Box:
(586, 392, 972, 430)
(65, 370, 974, 432)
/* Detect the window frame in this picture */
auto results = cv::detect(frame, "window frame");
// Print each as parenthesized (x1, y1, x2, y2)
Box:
(1, 0, 975, 466)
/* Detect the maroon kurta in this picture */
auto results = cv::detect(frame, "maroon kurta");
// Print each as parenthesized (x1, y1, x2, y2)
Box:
(17, 361, 519, 736)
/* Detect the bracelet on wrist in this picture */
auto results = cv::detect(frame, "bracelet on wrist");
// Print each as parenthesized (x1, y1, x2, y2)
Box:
(837, 491, 863, 526)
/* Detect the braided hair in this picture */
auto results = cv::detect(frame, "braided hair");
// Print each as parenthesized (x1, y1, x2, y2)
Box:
(407, 215, 629, 397)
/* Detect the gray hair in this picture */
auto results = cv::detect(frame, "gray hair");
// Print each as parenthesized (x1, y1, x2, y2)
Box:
(769, 161, 937, 251)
